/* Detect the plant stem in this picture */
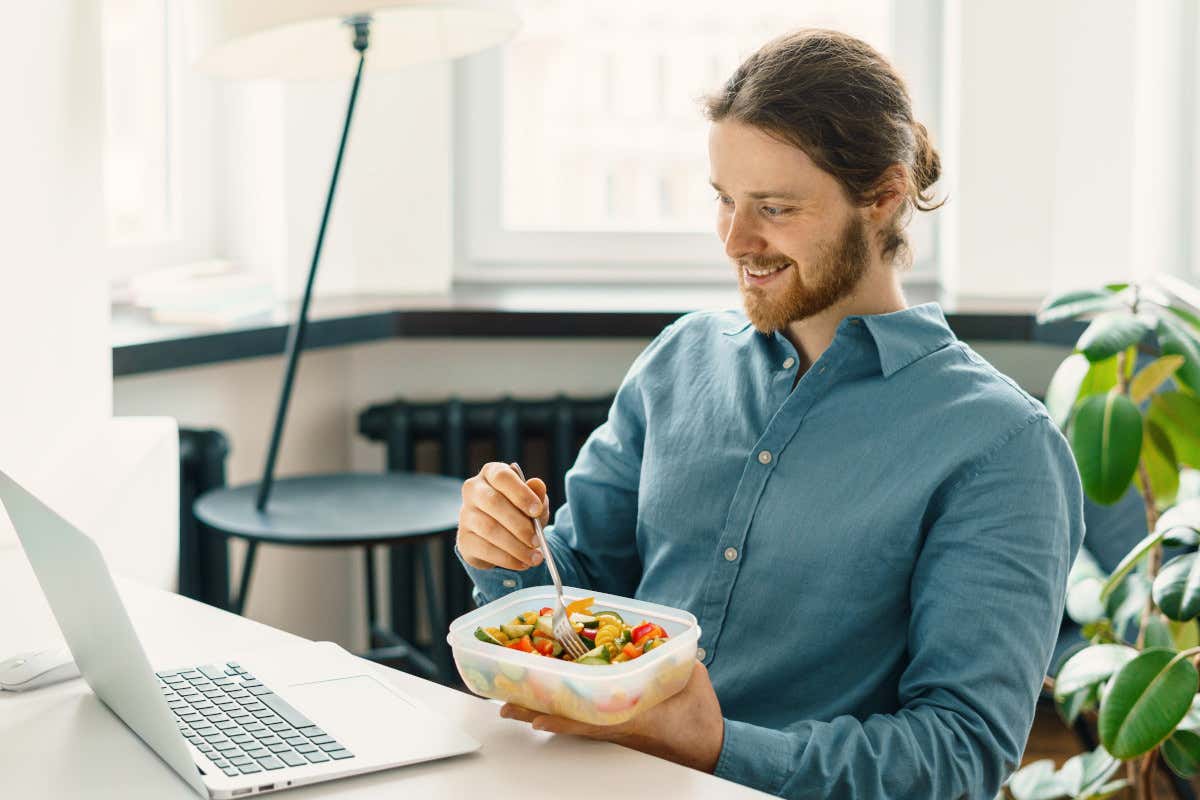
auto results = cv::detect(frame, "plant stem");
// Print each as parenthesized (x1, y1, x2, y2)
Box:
(1139, 750, 1156, 799)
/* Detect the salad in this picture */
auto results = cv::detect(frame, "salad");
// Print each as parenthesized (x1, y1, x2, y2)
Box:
(473, 596, 670, 665)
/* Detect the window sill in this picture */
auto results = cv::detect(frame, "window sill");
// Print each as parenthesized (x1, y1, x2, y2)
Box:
(111, 281, 1078, 377)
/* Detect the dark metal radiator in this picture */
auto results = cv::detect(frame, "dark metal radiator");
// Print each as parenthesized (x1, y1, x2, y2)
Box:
(358, 394, 614, 640)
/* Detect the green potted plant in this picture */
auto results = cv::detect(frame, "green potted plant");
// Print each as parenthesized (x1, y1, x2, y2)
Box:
(999, 282, 1200, 800)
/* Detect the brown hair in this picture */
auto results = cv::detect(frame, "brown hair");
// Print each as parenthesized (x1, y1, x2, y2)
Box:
(702, 29, 943, 266)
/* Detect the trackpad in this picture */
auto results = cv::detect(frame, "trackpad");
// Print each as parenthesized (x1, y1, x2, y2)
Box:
(285, 675, 474, 762)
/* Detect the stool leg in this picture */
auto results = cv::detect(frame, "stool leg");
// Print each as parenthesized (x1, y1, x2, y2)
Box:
(232, 540, 258, 616)
(364, 546, 378, 649)
(419, 538, 452, 682)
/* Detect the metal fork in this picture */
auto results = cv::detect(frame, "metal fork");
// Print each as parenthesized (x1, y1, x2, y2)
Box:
(512, 464, 591, 660)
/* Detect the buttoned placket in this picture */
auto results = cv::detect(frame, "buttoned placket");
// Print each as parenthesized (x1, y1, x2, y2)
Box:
(694, 331, 857, 665)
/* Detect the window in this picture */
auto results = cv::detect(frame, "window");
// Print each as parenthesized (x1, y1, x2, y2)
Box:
(101, 0, 218, 284)
(456, 0, 943, 282)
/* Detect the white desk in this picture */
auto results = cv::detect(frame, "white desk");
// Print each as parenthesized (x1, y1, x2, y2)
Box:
(0, 550, 769, 799)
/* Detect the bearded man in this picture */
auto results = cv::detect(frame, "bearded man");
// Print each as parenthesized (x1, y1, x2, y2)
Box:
(454, 28, 1084, 800)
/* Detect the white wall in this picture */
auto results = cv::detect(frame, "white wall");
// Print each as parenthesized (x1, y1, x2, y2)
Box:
(0, 4, 180, 597)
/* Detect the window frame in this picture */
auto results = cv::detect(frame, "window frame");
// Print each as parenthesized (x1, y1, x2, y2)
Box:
(105, 0, 219, 286)
(454, 0, 945, 286)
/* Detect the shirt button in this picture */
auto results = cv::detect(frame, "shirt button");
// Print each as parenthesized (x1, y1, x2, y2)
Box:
(724, 547, 738, 562)
(502, 578, 517, 588)
(782, 357, 795, 369)
(758, 450, 772, 465)
(697, 647, 707, 661)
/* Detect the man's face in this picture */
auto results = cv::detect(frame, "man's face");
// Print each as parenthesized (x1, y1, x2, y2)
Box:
(708, 120, 871, 333)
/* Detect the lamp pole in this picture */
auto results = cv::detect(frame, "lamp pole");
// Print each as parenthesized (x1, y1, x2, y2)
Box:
(255, 16, 372, 511)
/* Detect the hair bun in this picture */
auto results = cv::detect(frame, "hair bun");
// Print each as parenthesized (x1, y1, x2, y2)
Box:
(912, 121, 941, 192)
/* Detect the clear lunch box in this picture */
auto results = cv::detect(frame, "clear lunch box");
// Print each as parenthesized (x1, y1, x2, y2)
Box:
(447, 586, 700, 726)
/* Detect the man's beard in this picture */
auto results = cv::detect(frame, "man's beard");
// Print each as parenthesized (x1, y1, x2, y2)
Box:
(738, 215, 871, 334)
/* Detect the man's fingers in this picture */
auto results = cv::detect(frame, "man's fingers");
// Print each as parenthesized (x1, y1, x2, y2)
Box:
(499, 704, 625, 737)
(526, 477, 550, 525)
(461, 510, 541, 567)
(458, 529, 531, 571)
(473, 481, 538, 549)
(482, 462, 544, 518)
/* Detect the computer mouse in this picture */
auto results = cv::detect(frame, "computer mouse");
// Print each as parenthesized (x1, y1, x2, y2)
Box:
(0, 644, 81, 691)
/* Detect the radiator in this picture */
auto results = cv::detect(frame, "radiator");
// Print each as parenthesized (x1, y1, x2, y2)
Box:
(358, 394, 614, 638)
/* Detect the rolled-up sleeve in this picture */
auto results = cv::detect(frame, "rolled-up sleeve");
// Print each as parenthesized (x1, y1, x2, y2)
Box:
(713, 414, 1085, 798)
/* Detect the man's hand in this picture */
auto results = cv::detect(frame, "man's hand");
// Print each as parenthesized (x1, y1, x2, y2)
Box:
(499, 661, 726, 773)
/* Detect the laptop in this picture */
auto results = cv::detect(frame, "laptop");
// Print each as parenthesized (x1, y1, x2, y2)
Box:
(0, 467, 479, 798)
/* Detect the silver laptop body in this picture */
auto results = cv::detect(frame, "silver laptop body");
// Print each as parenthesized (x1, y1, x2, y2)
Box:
(0, 468, 479, 798)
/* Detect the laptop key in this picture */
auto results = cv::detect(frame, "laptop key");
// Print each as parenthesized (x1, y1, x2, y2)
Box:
(197, 744, 215, 754)
(228, 755, 253, 767)
(282, 735, 305, 746)
(231, 734, 255, 745)
(212, 759, 229, 768)
(259, 736, 282, 746)
(295, 744, 318, 754)
(250, 729, 275, 740)
(215, 720, 239, 731)
(214, 742, 240, 753)
(180, 670, 202, 679)
(251, 709, 275, 719)
(327, 750, 354, 760)
(298, 727, 325, 739)
(310, 736, 335, 745)
(279, 751, 307, 768)
(238, 764, 263, 774)
(318, 742, 344, 753)
(257, 756, 286, 771)
(268, 722, 291, 733)
(180, 713, 203, 724)
(258, 693, 315, 729)
(199, 664, 227, 680)
(267, 742, 292, 754)
(304, 751, 330, 763)
(260, 716, 283, 727)
(244, 747, 269, 758)
(222, 767, 240, 778)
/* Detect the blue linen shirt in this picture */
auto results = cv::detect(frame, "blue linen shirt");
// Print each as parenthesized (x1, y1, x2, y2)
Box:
(460, 303, 1084, 799)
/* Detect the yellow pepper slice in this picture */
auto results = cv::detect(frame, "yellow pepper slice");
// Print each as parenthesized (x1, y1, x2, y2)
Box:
(564, 596, 595, 618)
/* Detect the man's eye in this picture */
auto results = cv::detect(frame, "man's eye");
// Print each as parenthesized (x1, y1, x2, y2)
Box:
(715, 194, 734, 207)
(761, 206, 785, 217)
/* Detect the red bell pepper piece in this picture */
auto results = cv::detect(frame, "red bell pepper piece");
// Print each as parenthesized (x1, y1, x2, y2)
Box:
(506, 635, 535, 653)
(631, 623, 667, 646)
(539, 606, 553, 616)
(533, 638, 556, 657)
(579, 627, 598, 643)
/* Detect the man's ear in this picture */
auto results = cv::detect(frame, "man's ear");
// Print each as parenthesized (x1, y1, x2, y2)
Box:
(866, 164, 908, 221)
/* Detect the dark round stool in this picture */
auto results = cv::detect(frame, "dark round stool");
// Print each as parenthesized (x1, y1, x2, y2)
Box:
(194, 472, 463, 682)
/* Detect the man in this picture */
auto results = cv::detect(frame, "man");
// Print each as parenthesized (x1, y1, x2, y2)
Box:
(455, 29, 1083, 799)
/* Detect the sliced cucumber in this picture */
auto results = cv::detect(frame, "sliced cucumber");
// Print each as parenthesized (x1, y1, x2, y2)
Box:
(569, 613, 599, 629)
(500, 623, 535, 639)
(535, 615, 555, 637)
(577, 644, 611, 663)
(594, 610, 624, 624)
(643, 638, 665, 653)
(474, 627, 503, 646)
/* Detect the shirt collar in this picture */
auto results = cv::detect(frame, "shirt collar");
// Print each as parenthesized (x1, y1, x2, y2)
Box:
(721, 302, 957, 378)
(851, 302, 957, 378)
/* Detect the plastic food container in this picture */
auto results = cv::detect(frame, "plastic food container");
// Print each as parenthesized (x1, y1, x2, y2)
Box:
(447, 586, 700, 726)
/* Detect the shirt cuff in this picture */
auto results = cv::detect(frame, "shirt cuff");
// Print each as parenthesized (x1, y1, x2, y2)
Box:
(714, 717, 797, 797)
(453, 545, 548, 605)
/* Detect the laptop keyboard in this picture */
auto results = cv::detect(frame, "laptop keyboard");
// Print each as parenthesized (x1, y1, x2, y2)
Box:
(157, 662, 354, 779)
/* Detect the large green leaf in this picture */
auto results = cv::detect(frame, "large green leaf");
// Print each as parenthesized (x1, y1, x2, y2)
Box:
(1154, 553, 1200, 621)
(1077, 313, 1150, 362)
(1065, 549, 1107, 625)
(1145, 615, 1175, 648)
(1055, 644, 1139, 698)
(1081, 356, 1120, 400)
(1165, 304, 1200, 335)
(1098, 647, 1199, 758)
(1163, 729, 1200, 778)
(1148, 392, 1200, 468)
(1072, 392, 1143, 505)
(1158, 315, 1200, 395)
(1058, 684, 1100, 726)
(1136, 419, 1181, 508)
(1171, 619, 1200, 651)
(1045, 354, 1092, 430)
(1130, 355, 1186, 404)
(1038, 289, 1124, 324)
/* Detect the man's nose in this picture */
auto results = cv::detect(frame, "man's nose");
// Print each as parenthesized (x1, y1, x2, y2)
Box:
(722, 209, 764, 262)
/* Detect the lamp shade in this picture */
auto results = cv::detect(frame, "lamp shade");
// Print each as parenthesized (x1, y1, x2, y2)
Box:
(189, 0, 520, 79)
